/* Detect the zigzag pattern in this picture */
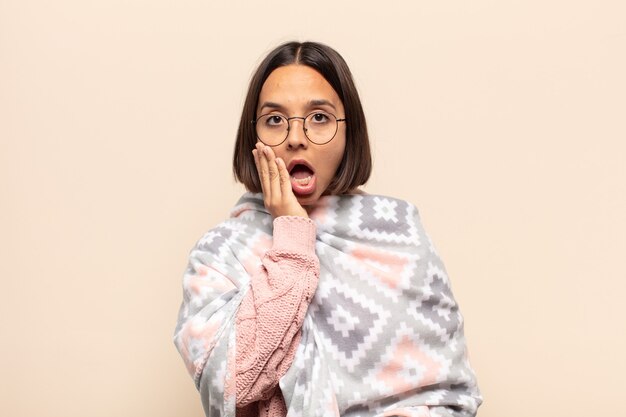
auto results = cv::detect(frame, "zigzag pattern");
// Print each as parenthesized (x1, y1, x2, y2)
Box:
(174, 192, 482, 417)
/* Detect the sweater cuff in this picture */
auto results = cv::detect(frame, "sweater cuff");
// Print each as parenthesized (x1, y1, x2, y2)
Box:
(272, 216, 317, 255)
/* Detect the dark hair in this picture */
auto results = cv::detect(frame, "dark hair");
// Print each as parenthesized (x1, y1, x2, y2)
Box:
(232, 41, 372, 195)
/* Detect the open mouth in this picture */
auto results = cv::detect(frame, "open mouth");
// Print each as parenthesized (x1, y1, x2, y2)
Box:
(288, 160, 317, 195)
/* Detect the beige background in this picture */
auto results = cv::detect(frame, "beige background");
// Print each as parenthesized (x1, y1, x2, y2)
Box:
(2, 1, 624, 416)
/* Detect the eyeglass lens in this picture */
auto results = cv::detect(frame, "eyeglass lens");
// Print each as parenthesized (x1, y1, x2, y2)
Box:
(255, 112, 338, 146)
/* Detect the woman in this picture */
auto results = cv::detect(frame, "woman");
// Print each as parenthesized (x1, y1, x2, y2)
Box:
(174, 41, 482, 417)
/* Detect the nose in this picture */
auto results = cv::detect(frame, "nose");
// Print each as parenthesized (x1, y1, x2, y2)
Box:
(285, 118, 308, 149)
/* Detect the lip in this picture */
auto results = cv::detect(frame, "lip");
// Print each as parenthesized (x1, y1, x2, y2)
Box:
(286, 158, 316, 174)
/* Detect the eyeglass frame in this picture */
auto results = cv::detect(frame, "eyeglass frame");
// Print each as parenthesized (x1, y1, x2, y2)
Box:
(251, 111, 347, 147)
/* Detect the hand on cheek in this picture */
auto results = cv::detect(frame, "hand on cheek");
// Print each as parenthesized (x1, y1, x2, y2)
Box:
(252, 143, 308, 219)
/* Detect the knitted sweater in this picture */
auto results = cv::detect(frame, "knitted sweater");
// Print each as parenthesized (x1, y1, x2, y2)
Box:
(235, 215, 319, 416)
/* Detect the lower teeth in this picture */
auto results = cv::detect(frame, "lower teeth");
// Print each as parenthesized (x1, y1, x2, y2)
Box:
(292, 175, 311, 185)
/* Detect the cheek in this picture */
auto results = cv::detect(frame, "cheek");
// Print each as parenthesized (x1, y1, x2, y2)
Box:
(319, 140, 345, 180)
(272, 149, 288, 164)
(332, 136, 347, 169)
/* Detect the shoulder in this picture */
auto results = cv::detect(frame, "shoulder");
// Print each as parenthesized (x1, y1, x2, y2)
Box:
(308, 191, 425, 246)
(314, 190, 422, 222)
(187, 196, 263, 263)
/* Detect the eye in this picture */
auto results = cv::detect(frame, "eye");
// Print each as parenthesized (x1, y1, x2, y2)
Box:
(264, 115, 285, 127)
(309, 112, 331, 124)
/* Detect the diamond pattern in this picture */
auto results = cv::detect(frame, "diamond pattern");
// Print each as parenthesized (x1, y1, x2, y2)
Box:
(175, 192, 482, 417)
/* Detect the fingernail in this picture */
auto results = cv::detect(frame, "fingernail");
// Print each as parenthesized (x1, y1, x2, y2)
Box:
(263, 147, 270, 155)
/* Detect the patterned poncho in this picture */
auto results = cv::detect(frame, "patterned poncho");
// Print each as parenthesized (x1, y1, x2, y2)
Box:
(174, 192, 483, 417)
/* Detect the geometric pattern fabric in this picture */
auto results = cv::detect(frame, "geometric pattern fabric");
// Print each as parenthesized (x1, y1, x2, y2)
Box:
(174, 192, 482, 416)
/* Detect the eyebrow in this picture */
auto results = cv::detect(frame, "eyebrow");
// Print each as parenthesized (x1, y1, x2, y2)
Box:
(258, 99, 337, 113)
(258, 101, 284, 112)
(308, 99, 337, 111)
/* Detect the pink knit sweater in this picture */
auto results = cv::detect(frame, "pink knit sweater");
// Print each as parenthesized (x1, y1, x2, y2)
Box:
(235, 215, 320, 417)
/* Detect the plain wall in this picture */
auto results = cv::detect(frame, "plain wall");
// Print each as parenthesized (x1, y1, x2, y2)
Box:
(2, 1, 624, 416)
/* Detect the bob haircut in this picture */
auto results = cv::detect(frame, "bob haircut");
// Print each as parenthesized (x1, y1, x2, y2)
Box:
(232, 41, 372, 195)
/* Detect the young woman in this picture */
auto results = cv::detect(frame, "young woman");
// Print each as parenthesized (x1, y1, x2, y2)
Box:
(174, 41, 482, 417)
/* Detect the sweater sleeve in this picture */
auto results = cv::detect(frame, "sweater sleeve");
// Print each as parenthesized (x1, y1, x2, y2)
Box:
(235, 215, 320, 407)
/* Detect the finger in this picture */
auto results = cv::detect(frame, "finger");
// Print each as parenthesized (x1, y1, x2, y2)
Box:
(252, 148, 259, 172)
(252, 148, 263, 191)
(256, 143, 271, 198)
(264, 146, 282, 201)
(276, 157, 293, 198)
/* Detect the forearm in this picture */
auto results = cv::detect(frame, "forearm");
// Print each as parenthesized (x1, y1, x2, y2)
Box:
(235, 215, 319, 406)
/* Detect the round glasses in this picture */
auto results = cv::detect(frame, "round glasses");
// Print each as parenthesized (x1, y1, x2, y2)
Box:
(252, 111, 346, 146)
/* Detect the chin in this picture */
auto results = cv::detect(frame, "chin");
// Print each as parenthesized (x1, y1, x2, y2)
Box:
(295, 193, 320, 206)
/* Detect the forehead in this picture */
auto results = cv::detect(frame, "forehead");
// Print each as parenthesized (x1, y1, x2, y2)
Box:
(258, 65, 343, 111)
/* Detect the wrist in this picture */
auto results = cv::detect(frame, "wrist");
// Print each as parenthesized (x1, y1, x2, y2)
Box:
(271, 216, 316, 254)
(272, 208, 308, 219)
